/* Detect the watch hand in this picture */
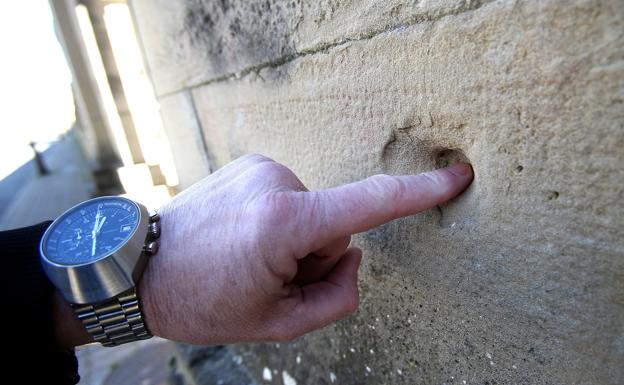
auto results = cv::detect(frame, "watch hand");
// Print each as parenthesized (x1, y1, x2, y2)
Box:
(97, 216, 107, 233)
(92, 209, 101, 256)
(93, 209, 101, 235)
(91, 230, 97, 256)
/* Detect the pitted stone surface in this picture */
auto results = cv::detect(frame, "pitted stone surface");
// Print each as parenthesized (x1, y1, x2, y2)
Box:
(131, 0, 488, 96)
(130, 0, 624, 383)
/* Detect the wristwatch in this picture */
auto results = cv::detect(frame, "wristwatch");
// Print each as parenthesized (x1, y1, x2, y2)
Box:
(39, 196, 160, 347)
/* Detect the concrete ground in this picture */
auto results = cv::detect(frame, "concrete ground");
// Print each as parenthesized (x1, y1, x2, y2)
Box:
(77, 337, 176, 385)
(0, 134, 94, 230)
(0, 132, 177, 384)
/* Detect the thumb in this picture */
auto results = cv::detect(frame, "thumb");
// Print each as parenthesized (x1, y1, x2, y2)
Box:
(283, 247, 362, 338)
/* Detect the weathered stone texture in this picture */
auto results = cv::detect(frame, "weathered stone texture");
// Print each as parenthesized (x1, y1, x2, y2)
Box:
(130, 0, 624, 383)
(131, 0, 489, 96)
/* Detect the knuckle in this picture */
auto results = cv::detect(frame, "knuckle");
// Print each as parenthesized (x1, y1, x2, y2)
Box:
(304, 190, 329, 231)
(242, 153, 273, 164)
(236, 153, 274, 170)
(261, 192, 298, 227)
(366, 174, 407, 206)
(251, 159, 292, 179)
(247, 159, 307, 192)
(367, 174, 401, 193)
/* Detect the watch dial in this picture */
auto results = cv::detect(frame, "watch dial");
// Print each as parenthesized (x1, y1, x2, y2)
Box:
(42, 197, 140, 266)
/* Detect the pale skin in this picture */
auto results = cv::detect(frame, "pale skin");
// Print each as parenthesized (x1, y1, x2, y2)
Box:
(53, 154, 474, 349)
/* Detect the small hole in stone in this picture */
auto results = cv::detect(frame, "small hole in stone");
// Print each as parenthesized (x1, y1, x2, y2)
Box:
(547, 191, 559, 200)
(433, 148, 469, 169)
(516, 165, 524, 172)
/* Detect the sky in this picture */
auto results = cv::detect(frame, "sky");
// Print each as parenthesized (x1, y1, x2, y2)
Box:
(0, 0, 75, 179)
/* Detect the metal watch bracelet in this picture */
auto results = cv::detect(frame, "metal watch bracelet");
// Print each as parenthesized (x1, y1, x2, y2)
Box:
(72, 287, 152, 347)
(71, 211, 160, 347)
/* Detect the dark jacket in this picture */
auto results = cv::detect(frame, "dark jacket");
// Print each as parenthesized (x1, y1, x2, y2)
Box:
(3, 222, 79, 384)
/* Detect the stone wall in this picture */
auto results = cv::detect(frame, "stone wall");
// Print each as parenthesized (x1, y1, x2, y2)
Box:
(129, 0, 624, 383)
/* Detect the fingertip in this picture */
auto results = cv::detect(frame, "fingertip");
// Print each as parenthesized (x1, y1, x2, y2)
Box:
(445, 163, 474, 179)
(439, 163, 474, 199)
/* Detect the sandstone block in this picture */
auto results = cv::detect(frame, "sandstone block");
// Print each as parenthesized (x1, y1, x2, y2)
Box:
(187, 0, 624, 383)
(129, 0, 624, 383)
(130, 0, 483, 96)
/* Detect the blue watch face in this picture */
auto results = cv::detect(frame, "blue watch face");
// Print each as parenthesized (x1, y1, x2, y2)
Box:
(42, 197, 140, 266)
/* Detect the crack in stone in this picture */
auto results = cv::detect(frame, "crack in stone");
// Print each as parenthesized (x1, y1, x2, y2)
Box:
(187, 90, 213, 173)
(158, 0, 492, 98)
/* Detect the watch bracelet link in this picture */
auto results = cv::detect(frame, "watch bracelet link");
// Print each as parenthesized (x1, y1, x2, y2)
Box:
(72, 287, 152, 347)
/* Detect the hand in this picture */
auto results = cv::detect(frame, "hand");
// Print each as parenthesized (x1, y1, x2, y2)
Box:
(138, 154, 473, 345)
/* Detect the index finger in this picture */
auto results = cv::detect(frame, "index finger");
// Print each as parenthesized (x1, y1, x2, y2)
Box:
(303, 163, 473, 249)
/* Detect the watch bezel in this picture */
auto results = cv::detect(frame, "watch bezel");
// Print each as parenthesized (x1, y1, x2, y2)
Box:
(40, 196, 151, 305)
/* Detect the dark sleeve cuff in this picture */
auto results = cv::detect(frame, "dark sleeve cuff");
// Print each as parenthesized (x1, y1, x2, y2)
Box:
(2, 222, 79, 384)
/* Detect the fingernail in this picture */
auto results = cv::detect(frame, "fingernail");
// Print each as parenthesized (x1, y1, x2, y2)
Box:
(446, 163, 473, 177)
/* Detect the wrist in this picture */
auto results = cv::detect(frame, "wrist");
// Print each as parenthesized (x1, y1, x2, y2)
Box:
(136, 202, 172, 340)
(136, 262, 162, 339)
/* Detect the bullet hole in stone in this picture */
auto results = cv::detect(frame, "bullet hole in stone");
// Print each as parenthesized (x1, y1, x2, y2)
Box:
(547, 191, 559, 200)
(516, 165, 524, 173)
(433, 148, 469, 169)
(435, 204, 451, 228)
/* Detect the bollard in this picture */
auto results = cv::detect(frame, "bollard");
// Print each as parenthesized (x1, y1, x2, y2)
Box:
(29, 141, 49, 176)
